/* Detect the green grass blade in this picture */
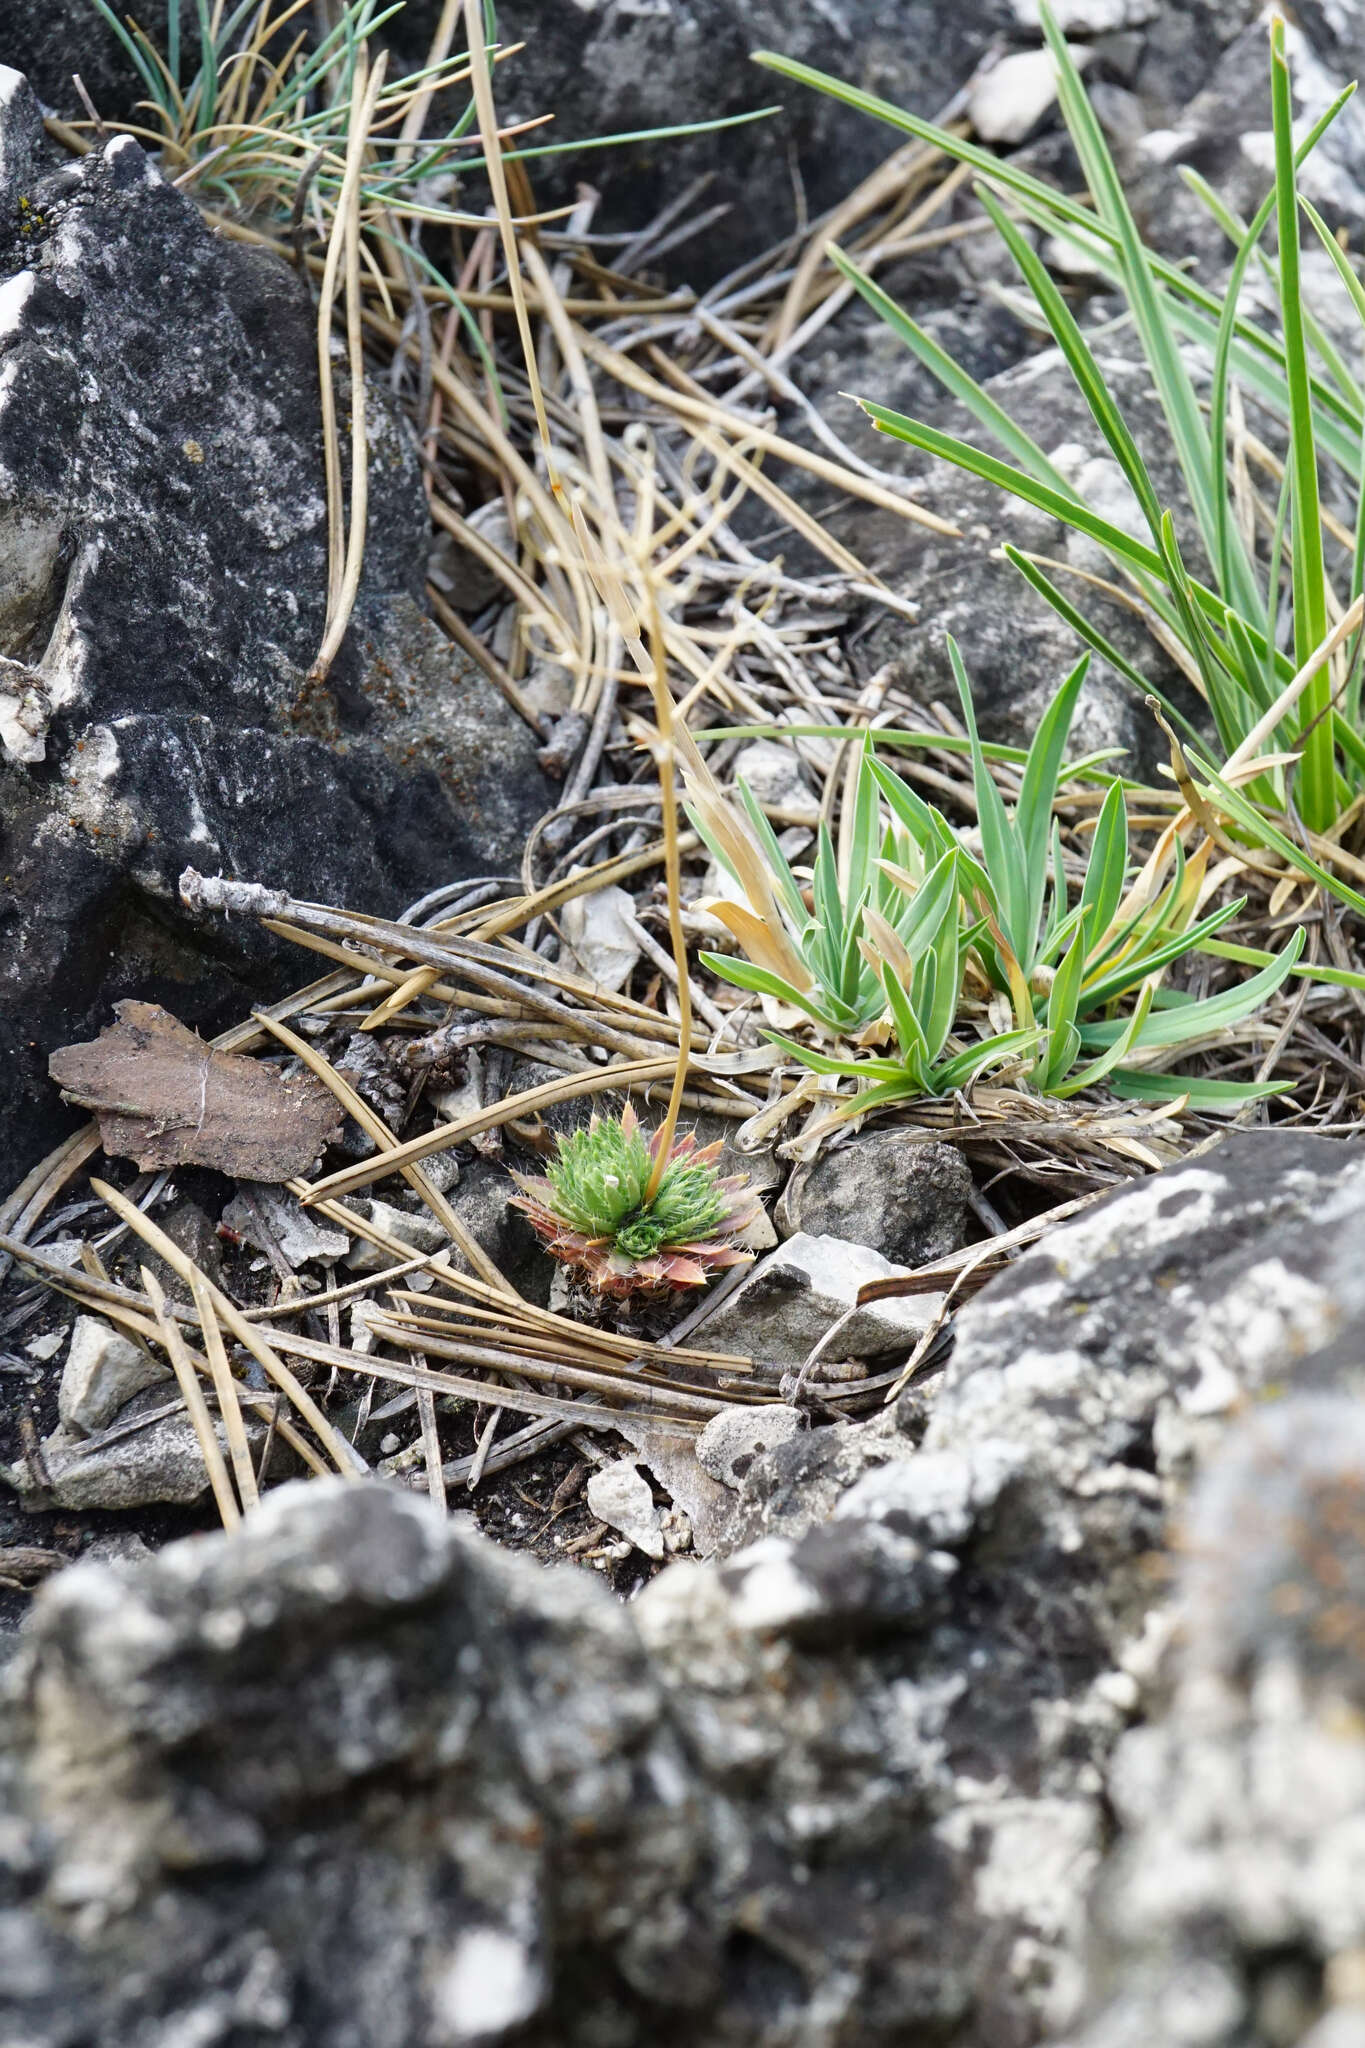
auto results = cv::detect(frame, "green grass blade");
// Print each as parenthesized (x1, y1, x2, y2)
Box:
(735, 780, 811, 932)
(1201, 935, 1365, 993)
(860, 398, 1168, 579)
(1190, 752, 1365, 916)
(1302, 195, 1365, 722)
(1082, 927, 1304, 1048)
(946, 638, 1027, 952)
(1050, 983, 1153, 1097)
(1036, 5, 1219, 565)
(880, 957, 926, 1066)
(1108, 1069, 1294, 1107)
(896, 848, 963, 964)
(1042, 926, 1087, 1088)
(1015, 653, 1089, 942)
(934, 1028, 1045, 1091)
(1272, 17, 1333, 830)
(765, 1033, 904, 1082)
(700, 955, 843, 1029)
(1078, 779, 1129, 939)
(843, 736, 881, 901)
(89, 0, 168, 103)
(976, 184, 1168, 545)
(828, 247, 1078, 491)
(1078, 895, 1246, 1011)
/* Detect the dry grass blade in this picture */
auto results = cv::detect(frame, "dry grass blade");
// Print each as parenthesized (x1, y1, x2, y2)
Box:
(90, 1177, 365, 1476)
(417, 1386, 448, 1510)
(310, 46, 389, 683)
(142, 1265, 242, 1529)
(298, 1053, 681, 1204)
(186, 1266, 261, 1513)
(251, 1009, 511, 1295)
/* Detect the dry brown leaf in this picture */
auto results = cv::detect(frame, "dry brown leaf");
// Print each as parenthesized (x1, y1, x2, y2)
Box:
(49, 1002, 342, 1179)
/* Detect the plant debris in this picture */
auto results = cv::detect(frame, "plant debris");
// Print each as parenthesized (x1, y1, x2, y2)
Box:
(49, 1003, 343, 1179)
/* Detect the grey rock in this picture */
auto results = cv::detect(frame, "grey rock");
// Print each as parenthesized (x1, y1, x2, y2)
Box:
(729, 739, 820, 823)
(344, 1199, 450, 1271)
(696, 1403, 804, 1490)
(776, 1133, 973, 1266)
(721, 1406, 913, 1548)
(57, 1313, 169, 1437)
(718, 1520, 958, 1645)
(438, 1152, 551, 1301)
(1073, 1395, 1365, 2048)
(0, 82, 549, 1179)
(220, 1185, 351, 1269)
(833, 1438, 1029, 1548)
(700, 1230, 946, 1368)
(4, 1389, 223, 1509)
(5, 1136, 1365, 2045)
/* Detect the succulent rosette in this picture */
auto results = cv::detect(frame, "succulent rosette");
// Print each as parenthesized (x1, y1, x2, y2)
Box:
(508, 1104, 760, 1300)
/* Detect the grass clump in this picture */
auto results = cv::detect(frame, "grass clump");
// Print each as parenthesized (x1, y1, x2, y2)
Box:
(754, 4, 1365, 908)
(693, 647, 1303, 1117)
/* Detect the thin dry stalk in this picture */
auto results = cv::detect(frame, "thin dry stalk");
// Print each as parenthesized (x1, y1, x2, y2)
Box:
(91, 1178, 365, 1477)
(142, 1265, 242, 1529)
(187, 1266, 261, 1511)
(310, 47, 389, 683)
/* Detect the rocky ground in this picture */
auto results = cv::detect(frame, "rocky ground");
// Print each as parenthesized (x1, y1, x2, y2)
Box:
(1, 2, 1365, 2046)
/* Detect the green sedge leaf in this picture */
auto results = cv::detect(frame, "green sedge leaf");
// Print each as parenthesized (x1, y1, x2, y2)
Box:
(1080, 926, 1305, 1049)
(1079, 779, 1130, 941)
(1016, 653, 1089, 948)
(946, 637, 1025, 950)
(1106, 1069, 1295, 1108)
(734, 779, 811, 931)
(698, 953, 844, 1029)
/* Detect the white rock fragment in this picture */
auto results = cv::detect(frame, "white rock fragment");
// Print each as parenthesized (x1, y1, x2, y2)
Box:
(429, 1926, 545, 2043)
(967, 45, 1090, 145)
(722, 1535, 824, 1633)
(59, 1314, 170, 1437)
(348, 1300, 388, 1355)
(586, 1459, 667, 1560)
(344, 1199, 448, 1272)
(700, 1233, 946, 1368)
(222, 1185, 349, 1267)
(0, 655, 49, 764)
(25, 1329, 67, 1362)
(696, 1405, 804, 1491)
(731, 739, 821, 825)
(611, 1417, 733, 1556)
(559, 881, 640, 993)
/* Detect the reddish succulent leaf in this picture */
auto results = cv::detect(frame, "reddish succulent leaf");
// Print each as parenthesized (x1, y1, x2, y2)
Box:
(49, 1002, 342, 1180)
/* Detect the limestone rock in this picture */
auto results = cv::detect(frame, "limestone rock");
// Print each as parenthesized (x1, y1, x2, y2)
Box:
(776, 1133, 973, 1266)
(586, 1460, 667, 1560)
(699, 1231, 945, 1367)
(696, 1404, 804, 1491)
(57, 1314, 169, 1437)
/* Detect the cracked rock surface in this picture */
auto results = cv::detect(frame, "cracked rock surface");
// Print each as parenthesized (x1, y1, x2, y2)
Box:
(4, 1133, 1365, 2045)
(0, 72, 549, 1180)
